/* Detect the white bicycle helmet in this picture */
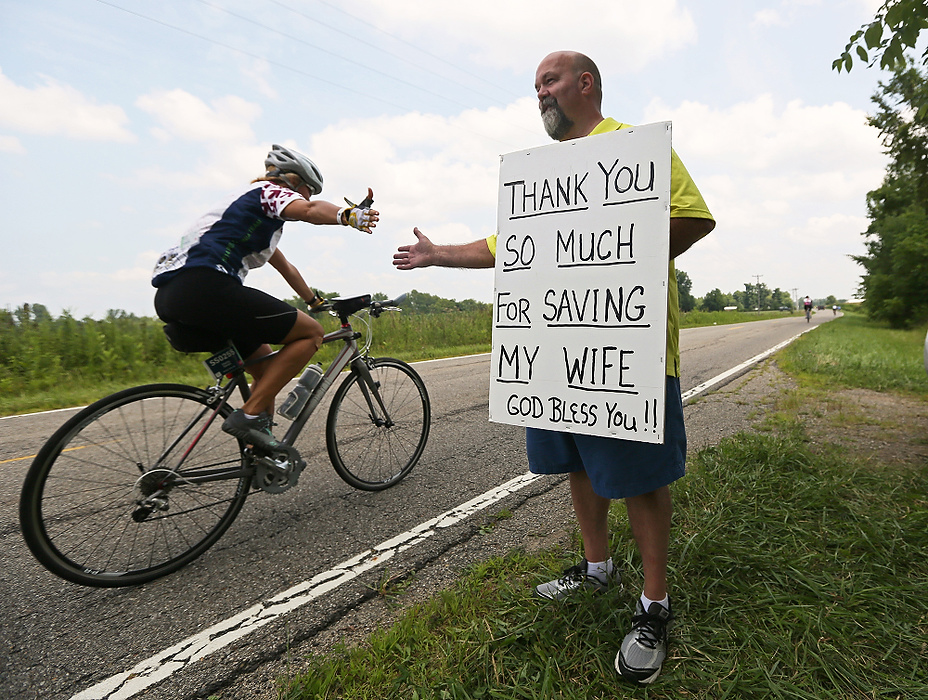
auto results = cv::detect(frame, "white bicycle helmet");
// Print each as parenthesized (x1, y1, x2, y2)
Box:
(264, 144, 324, 195)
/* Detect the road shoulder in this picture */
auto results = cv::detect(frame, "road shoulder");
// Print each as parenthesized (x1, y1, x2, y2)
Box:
(204, 359, 797, 700)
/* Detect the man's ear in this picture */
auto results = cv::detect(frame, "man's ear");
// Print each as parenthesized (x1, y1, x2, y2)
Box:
(578, 71, 595, 95)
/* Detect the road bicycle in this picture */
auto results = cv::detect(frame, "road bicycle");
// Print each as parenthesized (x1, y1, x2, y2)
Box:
(19, 294, 430, 587)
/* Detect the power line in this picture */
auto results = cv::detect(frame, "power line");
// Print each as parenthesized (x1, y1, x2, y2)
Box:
(94, 0, 528, 149)
(304, 0, 523, 102)
(192, 0, 518, 118)
(752, 274, 764, 310)
(264, 0, 520, 108)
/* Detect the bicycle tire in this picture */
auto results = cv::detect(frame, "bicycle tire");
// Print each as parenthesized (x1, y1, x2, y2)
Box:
(326, 358, 430, 491)
(19, 384, 250, 587)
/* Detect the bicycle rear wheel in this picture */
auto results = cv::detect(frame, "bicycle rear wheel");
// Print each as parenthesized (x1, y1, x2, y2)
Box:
(326, 358, 430, 491)
(19, 384, 250, 587)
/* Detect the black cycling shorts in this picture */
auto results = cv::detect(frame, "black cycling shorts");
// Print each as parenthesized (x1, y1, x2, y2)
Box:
(154, 267, 298, 358)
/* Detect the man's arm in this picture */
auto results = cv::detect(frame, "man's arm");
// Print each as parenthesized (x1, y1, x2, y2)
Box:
(670, 217, 715, 259)
(393, 227, 495, 269)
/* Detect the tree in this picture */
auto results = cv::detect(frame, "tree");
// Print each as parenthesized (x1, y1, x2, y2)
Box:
(700, 288, 734, 312)
(769, 288, 792, 309)
(869, 63, 928, 207)
(675, 268, 696, 312)
(853, 62, 928, 327)
(734, 282, 771, 310)
(834, 0, 928, 74)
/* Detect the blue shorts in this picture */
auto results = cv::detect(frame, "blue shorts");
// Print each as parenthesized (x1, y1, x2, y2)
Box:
(525, 376, 686, 499)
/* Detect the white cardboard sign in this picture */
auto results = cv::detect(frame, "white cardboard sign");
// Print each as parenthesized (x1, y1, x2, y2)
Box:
(488, 122, 671, 443)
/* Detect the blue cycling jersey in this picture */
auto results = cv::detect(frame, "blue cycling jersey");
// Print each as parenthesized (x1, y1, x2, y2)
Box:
(152, 181, 304, 287)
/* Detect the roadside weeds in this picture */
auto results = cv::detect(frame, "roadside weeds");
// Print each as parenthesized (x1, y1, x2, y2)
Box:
(205, 355, 928, 700)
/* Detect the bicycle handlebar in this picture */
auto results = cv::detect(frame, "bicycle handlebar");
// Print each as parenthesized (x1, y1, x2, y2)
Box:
(310, 293, 410, 319)
(376, 292, 406, 309)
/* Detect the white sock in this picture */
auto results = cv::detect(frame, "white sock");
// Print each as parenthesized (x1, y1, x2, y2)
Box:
(586, 558, 613, 583)
(243, 412, 261, 420)
(641, 592, 669, 611)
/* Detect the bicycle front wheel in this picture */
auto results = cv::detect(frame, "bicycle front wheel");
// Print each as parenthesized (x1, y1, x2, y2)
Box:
(19, 384, 250, 587)
(326, 358, 430, 491)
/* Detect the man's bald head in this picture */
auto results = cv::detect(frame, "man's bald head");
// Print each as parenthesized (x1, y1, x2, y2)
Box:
(535, 51, 605, 140)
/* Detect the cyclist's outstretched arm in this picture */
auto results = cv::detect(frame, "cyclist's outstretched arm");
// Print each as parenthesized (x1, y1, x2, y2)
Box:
(393, 227, 494, 270)
(282, 187, 379, 233)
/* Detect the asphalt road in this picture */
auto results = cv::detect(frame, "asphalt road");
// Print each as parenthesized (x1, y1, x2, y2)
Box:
(0, 310, 838, 700)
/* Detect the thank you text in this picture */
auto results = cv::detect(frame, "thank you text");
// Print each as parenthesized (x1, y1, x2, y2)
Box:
(488, 122, 672, 443)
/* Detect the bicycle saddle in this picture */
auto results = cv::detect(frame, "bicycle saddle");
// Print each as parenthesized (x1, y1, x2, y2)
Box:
(330, 295, 372, 318)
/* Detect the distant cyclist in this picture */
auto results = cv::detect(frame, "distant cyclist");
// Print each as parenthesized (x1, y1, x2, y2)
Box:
(803, 295, 813, 322)
(152, 144, 378, 445)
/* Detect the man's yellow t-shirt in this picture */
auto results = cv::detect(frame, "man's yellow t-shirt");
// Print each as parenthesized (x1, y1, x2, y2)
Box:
(487, 118, 713, 377)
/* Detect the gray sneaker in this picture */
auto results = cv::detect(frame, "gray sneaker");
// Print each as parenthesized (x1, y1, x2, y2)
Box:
(615, 599, 675, 685)
(534, 559, 617, 601)
(222, 409, 280, 450)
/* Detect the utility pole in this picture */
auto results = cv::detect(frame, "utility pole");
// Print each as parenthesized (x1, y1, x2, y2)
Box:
(791, 288, 798, 310)
(752, 274, 763, 310)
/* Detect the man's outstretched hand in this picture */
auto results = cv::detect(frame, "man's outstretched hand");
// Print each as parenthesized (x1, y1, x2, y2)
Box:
(393, 227, 435, 270)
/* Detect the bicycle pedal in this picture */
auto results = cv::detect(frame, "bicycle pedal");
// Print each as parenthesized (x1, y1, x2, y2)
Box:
(251, 443, 301, 470)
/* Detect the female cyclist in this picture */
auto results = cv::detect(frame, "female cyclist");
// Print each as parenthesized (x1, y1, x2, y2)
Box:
(152, 144, 378, 445)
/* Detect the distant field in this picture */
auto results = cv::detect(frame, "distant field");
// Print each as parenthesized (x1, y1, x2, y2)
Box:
(0, 305, 834, 416)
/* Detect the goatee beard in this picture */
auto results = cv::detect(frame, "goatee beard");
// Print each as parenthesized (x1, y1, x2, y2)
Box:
(541, 97, 574, 140)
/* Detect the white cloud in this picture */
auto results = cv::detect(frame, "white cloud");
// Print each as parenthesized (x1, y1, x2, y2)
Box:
(752, 9, 786, 27)
(345, 0, 698, 71)
(0, 68, 134, 142)
(240, 59, 278, 100)
(132, 90, 267, 189)
(0, 135, 25, 153)
(136, 89, 261, 143)
(639, 95, 886, 300)
(643, 94, 883, 184)
(306, 97, 544, 227)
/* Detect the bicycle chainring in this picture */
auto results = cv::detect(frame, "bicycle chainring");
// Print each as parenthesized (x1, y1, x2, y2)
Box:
(251, 450, 305, 494)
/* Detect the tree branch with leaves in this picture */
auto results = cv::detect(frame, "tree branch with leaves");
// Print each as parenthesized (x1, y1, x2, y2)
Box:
(834, 0, 928, 73)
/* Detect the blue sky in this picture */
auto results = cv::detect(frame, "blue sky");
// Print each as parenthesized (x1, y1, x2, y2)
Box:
(0, 0, 893, 318)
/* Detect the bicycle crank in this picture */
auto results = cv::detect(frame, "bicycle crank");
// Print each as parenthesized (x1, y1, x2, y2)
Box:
(250, 445, 306, 494)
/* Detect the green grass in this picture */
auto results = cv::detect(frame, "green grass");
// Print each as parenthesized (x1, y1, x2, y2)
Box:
(3, 306, 803, 417)
(679, 308, 799, 327)
(0, 309, 496, 416)
(276, 313, 928, 699)
(280, 429, 928, 699)
(779, 314, 928, 395)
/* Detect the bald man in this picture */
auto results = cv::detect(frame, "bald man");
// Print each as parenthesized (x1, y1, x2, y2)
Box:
(394, 51, 715, 685)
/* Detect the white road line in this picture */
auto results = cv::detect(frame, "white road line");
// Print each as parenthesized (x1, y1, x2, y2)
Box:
(70, 471, 542, 700)
(681, 325, 817, 403)
(70, 333, 811, 699)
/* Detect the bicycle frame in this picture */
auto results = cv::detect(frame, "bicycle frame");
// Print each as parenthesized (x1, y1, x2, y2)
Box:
(163, 299, 400, 482)
(282, 324, 361, 444)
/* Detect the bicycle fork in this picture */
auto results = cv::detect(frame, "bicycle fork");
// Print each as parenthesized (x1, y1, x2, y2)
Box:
(350, 358, 394, 428)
